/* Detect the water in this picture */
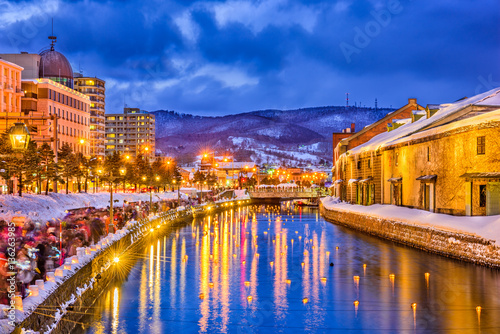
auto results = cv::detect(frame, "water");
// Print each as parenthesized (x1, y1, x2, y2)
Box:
(79, 204, 500, 333)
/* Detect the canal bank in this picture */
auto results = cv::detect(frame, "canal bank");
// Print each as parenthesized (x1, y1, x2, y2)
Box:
(320, 202, 500, 268)
(11, 200, 250, 334)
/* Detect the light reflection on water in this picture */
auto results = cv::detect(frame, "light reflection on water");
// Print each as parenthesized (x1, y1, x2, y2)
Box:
(80, 204, 500, 334)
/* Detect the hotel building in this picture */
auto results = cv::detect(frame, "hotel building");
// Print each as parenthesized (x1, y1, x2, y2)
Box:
(1, 45, 91, 155)
(105, 107, 155, 159)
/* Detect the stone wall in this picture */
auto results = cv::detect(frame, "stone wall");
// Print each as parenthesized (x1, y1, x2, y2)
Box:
(320, 205, 500, 268)
(13, 201, 249, 333)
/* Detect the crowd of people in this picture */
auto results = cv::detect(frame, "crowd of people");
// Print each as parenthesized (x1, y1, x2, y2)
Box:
(0, 199, 185, 304)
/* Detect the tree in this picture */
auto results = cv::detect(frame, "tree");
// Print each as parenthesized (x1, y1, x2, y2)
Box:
(58, 143, 75, 194)
(38, 143, 58, 195)
(0, 132, 16, 194)
(21, 141, 41, 195)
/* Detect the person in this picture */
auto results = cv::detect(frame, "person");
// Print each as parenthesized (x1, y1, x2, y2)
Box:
(16, 246, 35, 297)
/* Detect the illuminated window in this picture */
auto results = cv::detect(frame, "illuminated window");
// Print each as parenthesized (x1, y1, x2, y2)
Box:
(395, 152, 399, 166)
(107, 134, 115, 138)
(108, 117, 115, 121)
(477, 136, 485, 155)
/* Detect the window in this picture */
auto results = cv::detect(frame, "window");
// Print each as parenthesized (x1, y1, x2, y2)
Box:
(357, 160, 361, 169)
(395, 152, 399, 166)
(477, 136, 485, 155)
(427, 147, 430, 162)
(479, 185, 486, 207)
(368, 159, 371, 169)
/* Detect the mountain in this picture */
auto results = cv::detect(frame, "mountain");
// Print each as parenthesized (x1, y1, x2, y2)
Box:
(153, 106, 393, 166)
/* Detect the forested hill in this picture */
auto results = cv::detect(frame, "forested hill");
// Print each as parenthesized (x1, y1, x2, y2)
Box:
(153, 105, 393, 166)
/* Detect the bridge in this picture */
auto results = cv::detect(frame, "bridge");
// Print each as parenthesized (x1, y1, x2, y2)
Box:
(248, 188, 327, 202)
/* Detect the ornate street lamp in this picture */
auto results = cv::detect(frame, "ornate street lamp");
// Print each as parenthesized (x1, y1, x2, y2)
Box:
(8, 122, 31, 150)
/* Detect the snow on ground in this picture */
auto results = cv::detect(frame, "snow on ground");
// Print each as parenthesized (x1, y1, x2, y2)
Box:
(321, 197, 500, 244)
(0, 192, 188, 223)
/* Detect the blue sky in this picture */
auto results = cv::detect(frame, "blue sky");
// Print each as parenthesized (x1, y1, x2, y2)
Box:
(1, 0, 499, 115)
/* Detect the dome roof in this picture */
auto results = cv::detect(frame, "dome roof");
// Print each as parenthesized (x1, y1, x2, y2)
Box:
(39, 48, 73, 88)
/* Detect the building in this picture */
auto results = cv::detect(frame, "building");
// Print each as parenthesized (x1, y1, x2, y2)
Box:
(0, 38, 91, 155)
(334, 98, 423, 163)
(105, 107, 155, 159)
(214, 161, 256, 187)
(74, 74, 105, 156)
(0, 58, 24, 133)
(334, 88, 500, 216)
(332, 123, 355, 158)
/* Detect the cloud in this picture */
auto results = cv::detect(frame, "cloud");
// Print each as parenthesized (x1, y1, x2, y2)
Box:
(0, 0, 59, 28)
(0, 0, 498, 116)
(210, 0, 319, 33)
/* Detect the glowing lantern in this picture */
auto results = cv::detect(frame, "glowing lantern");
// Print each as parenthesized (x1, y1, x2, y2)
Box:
(247, 296, 253, 301)
(8, 122, 31, 150)
(244, 281, 250, 286)
(28, 285, 39, 297)
(36, 279, 45, 291)
(302, 298, 308, 304)
(199, 293, 205, 300)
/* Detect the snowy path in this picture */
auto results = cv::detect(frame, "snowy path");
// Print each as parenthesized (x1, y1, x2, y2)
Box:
(0, 192, 188, 223)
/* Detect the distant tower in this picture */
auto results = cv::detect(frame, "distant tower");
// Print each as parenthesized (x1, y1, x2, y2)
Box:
(375, 98, 378, 111)
(346, 93, 349, 108)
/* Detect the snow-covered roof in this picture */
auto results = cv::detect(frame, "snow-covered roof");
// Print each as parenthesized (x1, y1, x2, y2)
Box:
(276, 183, 298, 187)
(390, 108, 500, 147)
(217, 162, 256, 169)
(348, 87, 500, 155)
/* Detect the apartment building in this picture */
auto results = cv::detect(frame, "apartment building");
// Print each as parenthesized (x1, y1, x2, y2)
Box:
(74, 74, 105, 156)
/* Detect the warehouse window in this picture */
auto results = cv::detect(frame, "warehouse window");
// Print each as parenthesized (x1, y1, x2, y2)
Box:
(477, 136, 485, 155)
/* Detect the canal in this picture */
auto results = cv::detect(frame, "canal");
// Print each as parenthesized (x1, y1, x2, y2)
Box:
(77, 204, 500, 333)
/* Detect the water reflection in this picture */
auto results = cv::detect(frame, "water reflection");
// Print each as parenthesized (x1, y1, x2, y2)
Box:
(80, 204, 500, 334)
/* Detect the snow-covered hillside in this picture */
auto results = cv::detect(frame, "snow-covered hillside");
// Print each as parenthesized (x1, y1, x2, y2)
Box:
(153, 106, 393, 166)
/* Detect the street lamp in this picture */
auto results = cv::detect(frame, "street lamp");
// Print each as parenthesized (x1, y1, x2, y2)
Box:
(120, 168, 126, 192)
(8, 122, 30, 150)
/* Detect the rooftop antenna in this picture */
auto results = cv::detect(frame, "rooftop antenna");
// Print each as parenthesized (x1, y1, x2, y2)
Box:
(48, 18, 57, 51)
(375, 98, 378, 111)
(346, 93, 349, 108)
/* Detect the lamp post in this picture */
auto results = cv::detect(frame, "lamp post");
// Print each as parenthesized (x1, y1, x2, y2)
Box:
(108, 171, 121, 233)
(120, 168, 126, 192)
(8, 123, 31, 196)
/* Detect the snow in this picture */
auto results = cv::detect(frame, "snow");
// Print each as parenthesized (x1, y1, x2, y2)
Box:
(348, 87, 500, 155)
(321, 197, 500, 244)
(390, 108, 500, 146)
(0, 192, 189, 223)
